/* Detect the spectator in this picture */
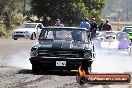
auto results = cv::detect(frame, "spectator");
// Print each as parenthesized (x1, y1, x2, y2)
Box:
(102, 19, 112, 31)
(54, 19, 64, 27)
(80, 18, 91, 30)
(90, 18, 97, 39)
(98, 19, 104, 31)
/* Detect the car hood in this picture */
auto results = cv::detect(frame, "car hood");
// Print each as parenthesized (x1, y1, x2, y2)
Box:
(13, 28, 36, 32)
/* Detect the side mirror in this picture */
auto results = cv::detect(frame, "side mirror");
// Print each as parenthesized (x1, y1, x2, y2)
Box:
(37, 25, 42, 29)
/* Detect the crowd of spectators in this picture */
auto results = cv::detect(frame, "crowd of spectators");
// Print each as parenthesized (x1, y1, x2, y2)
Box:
(80, 17, 112, 39)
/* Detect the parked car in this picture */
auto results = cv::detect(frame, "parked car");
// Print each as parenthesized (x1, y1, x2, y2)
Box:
(122, 26, 132, 43)
(29, 26, 95, 74)
(122, 26, 132, 34)
(128, 32, 132, 42)
(95, 31, 131, 49)
(12, 23, 44, 40)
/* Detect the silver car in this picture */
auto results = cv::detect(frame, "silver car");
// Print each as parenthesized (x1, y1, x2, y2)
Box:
(12, 23, 44, 40)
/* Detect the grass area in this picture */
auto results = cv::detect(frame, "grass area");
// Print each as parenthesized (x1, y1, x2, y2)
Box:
(0, 21, 23, 38)
(111, 21, 132, 31)
(0, 24, 19, 38)
(111, 25, 124, 31)
(0, 29, 12, 38)
(111, 21, 132, 25)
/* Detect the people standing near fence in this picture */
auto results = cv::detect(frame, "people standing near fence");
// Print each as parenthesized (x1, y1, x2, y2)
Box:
(102, 19, 112, 31)
(80, 17, 91, 31)
(90, 18, 97, 39)
(80, 18, 91, 40)
(98, 19, 104, 31)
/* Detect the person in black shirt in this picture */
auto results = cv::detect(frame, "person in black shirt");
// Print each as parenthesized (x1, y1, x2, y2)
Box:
(90, 18, 97, 40)
(98, 19, 104, 31)
(54, 19, 64, 27)
(102, 19, 112, 31)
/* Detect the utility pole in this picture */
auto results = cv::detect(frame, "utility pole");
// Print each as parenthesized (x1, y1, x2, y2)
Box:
(117, 0, 122, 31)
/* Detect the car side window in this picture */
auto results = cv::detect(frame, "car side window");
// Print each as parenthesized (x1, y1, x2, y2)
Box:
(37, 24, 43, 29)
(46, 31, 54, 39)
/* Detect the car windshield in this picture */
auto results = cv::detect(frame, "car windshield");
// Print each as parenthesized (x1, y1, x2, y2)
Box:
(39, 28, 87, 41)
(20, 24, 37, 28)
(105, 32, 116, 35)
(128, 32, 132, 38)
(97, 31, 117, 37)
(97, 32, 116, 37)
(123, 27, 132, 34)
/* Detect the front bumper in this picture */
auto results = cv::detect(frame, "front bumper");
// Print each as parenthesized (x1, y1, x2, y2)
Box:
(29, 57, 93, 70)
(12, 32, 32, 39)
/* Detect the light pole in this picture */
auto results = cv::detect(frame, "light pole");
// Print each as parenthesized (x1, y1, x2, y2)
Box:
(117, 9, 122, 31)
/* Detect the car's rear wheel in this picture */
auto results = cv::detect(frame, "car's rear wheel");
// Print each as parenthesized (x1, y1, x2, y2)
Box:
(31, 33, 36, 40)
(13, 38, 18, 40)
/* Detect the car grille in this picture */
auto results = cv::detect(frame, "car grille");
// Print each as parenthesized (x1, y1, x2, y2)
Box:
(14, 35, 25, 37)
(38, 49, 84, 58)
(16, 32, 24, 33)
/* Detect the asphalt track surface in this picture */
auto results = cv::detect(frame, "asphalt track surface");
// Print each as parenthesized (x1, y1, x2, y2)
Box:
(0, 39, 132, 88)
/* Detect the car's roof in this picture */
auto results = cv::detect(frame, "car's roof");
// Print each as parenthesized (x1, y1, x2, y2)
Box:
(24, 23, 42, 24)
(43, 26, 88, 31)
(106, 31, 121, 33)
(98, 31, 121, 33)
(124, 26, 132, 28)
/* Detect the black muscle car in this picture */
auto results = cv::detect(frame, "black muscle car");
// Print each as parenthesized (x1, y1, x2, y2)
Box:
(29, 27, 95, 74)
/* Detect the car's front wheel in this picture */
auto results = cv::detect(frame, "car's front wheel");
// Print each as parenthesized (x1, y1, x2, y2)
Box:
(13, 38, 18, 40)
(32, 64, 39, 74)
(31, 33, 36, 40)
(82, 66, 92, 74)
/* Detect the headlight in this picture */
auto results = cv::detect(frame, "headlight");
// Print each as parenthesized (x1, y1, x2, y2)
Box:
(84, 50, 92, 58)
(30, 48, 38, 57)
(26, 31, 30, 33)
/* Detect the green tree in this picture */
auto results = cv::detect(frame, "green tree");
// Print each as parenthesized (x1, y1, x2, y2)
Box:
(0, 0, 25, 30)
(0, 0, 12, 30)
(84, 0, 106, 18)
(31, 0, 106, 26)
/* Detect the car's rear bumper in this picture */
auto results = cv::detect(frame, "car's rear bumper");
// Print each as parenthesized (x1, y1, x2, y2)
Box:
(29, 57, 93, 70)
